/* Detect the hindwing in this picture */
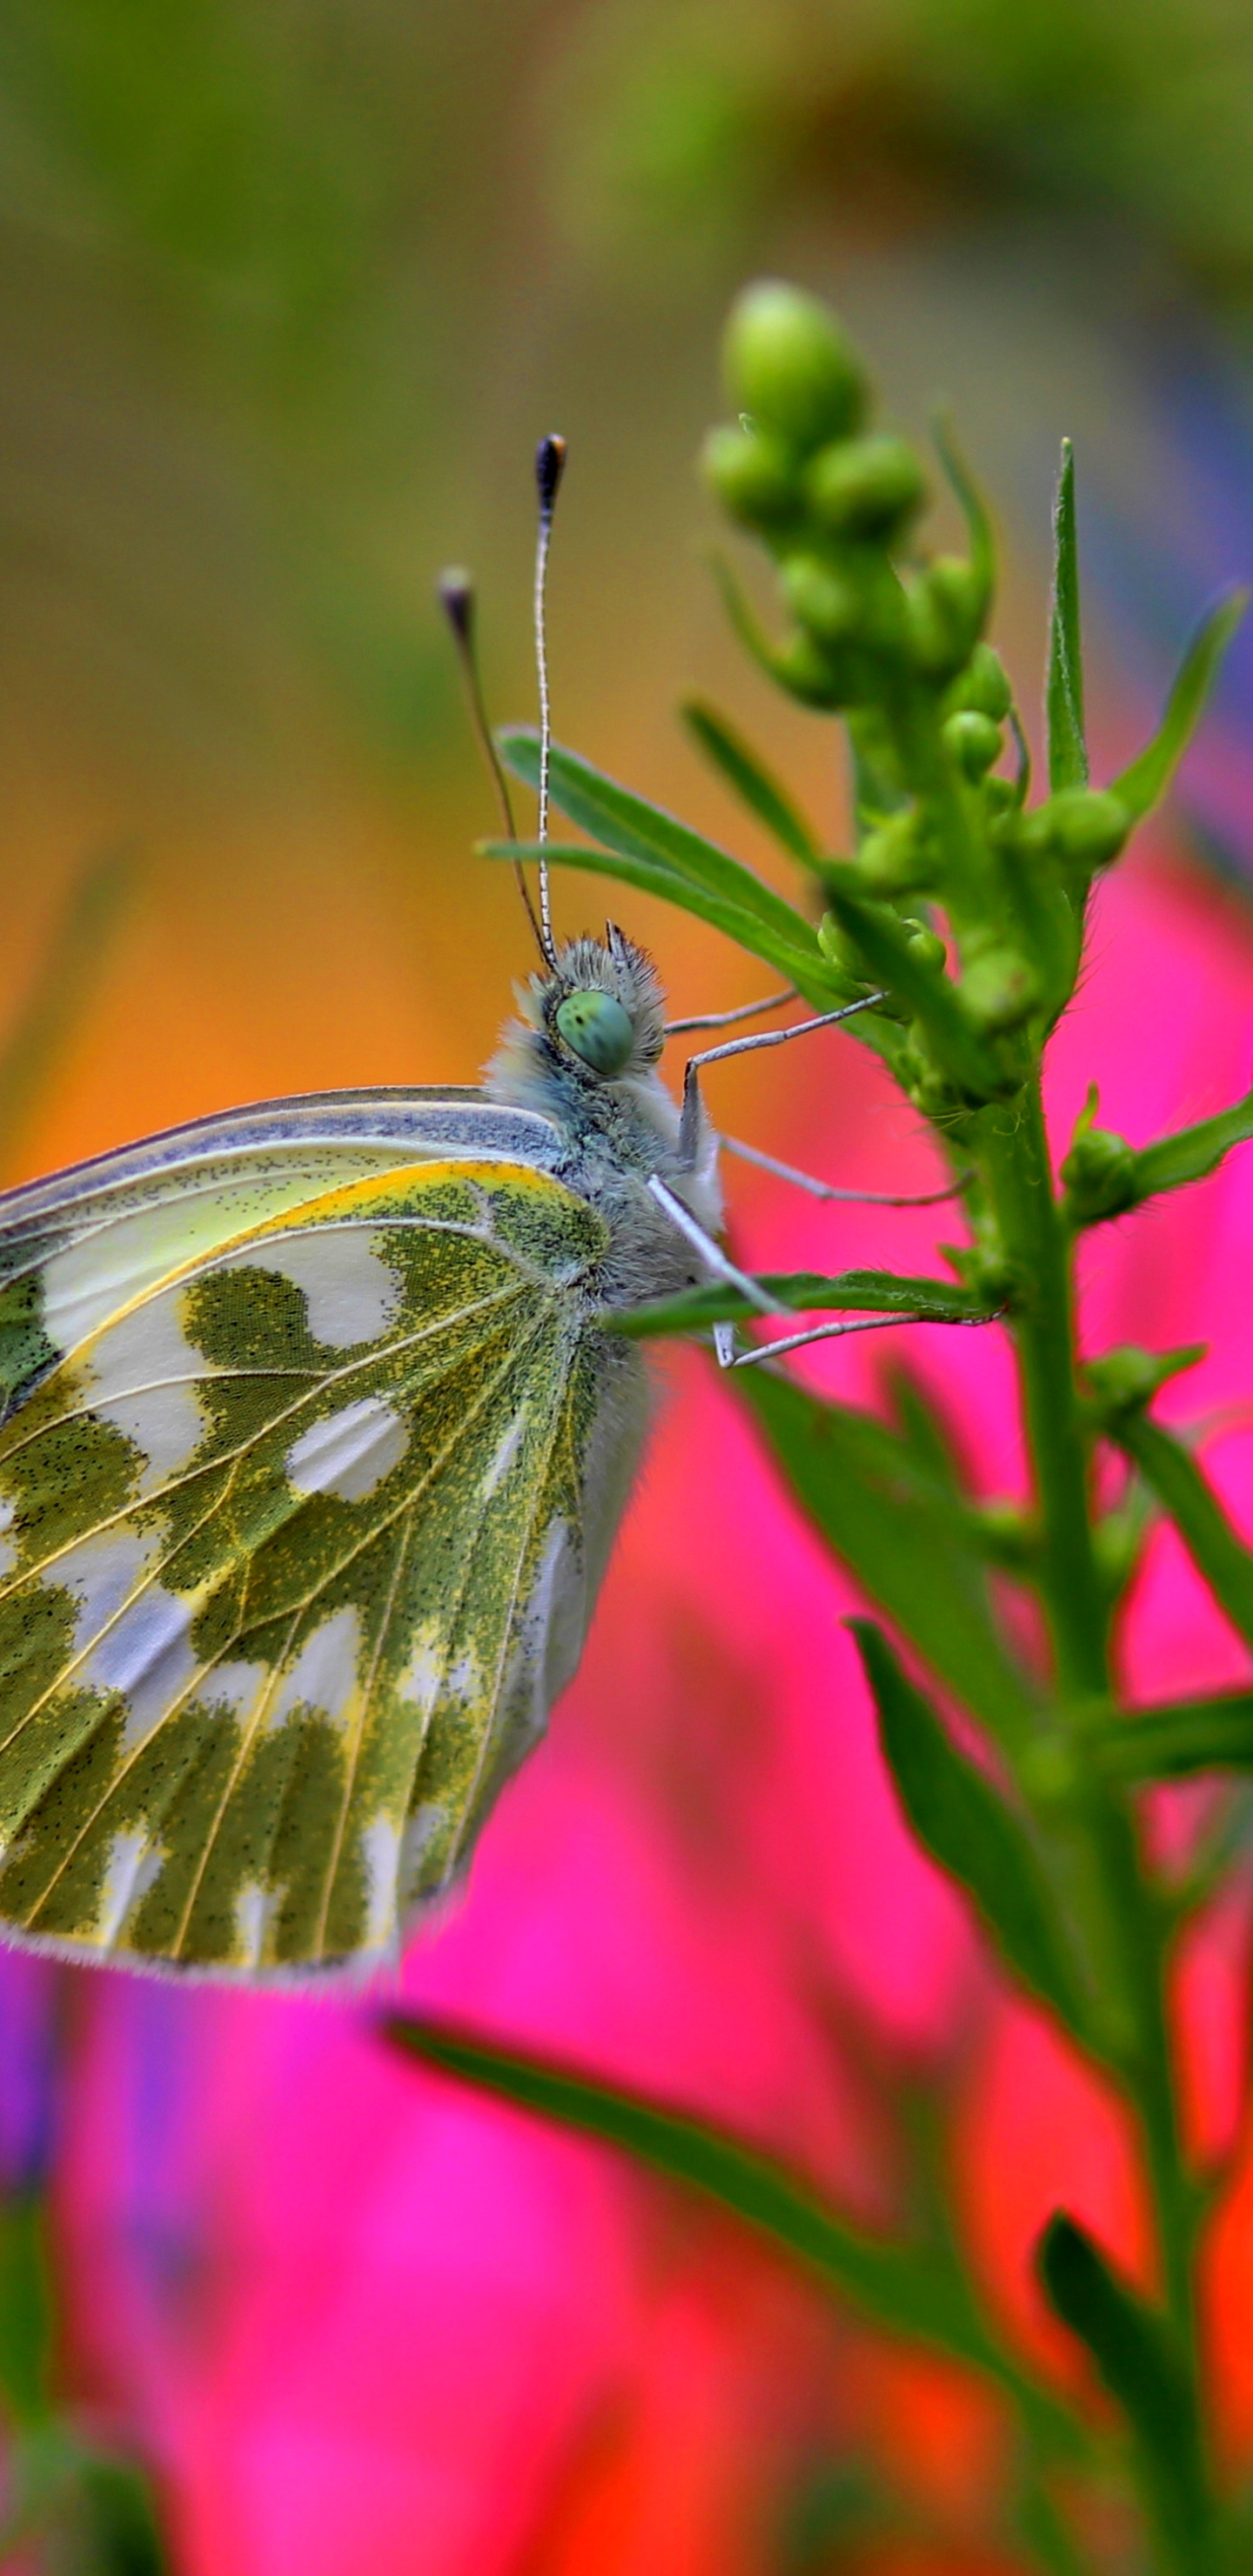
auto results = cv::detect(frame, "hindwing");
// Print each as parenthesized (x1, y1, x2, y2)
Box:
(0, 1150, 640, 1976)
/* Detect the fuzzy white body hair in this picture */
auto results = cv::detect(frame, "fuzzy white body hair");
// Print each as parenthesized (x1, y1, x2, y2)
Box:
(485, 926, 722, 1311)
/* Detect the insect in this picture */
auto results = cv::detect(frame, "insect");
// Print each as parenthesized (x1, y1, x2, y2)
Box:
(0, 439, 948, 1980)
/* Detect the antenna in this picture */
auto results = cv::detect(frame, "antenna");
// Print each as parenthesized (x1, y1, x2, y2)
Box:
(436, 565, 546, 961)
(533, 433, 566, 966)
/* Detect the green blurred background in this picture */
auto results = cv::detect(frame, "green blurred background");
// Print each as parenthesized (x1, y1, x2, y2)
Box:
(3, 0, 1253, 1201)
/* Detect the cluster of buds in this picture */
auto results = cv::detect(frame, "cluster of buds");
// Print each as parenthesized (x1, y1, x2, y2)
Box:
(702, 281, 986, 709)
(701, 281, 1133, 1096)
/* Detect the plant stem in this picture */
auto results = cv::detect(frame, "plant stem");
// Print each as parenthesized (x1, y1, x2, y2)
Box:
(980, 1077, 1108, 1698)
(980, 1069, 1214, 2566)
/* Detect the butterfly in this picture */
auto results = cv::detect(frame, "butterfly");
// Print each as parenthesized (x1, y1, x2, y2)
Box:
(0, 435, 804, 1980)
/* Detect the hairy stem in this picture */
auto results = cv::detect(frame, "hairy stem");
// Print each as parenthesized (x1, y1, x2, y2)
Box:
(979, 1070, 1211, 2563)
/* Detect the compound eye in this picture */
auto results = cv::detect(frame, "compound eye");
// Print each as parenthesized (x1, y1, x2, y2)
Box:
(554, 988, 634, 1075)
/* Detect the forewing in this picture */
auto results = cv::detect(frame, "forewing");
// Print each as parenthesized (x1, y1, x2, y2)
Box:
(0, 1086, 561, 1415)
(0, 1157, 640, 1978)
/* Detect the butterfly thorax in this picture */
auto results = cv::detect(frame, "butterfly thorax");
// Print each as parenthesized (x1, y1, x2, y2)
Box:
(484, 928, 722, 1310)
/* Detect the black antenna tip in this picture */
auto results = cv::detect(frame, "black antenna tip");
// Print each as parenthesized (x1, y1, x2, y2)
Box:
(436, 566, 475, 646)
(535, 435, 566, 519)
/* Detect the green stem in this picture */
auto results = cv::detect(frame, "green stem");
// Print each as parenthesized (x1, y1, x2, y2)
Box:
(979, 1070, 1212, 2563)
(980, 1077, 1107, 1696)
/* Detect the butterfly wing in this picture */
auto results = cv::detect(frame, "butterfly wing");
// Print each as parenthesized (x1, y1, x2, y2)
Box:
(0, 1085, 564, 1414)
(0, 1146, 643, 1976)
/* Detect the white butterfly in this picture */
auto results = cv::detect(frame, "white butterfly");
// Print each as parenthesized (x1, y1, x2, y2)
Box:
(0, 441, 900, 1979)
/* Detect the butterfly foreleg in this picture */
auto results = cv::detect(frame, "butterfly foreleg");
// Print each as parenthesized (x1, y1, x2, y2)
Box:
(719, 1135, 970, 1207)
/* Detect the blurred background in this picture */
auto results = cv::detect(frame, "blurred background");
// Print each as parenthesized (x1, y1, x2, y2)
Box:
(6, 2, 1253, 2569)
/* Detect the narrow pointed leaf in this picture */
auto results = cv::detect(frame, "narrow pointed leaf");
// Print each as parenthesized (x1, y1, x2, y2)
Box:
(1124, 1087, 1253, 1205)
(0, 844, 135, 1168)
(1037, 2215, 1210, 2566)
(851, 1623, 1088, 2037)
(821, 875, 1007, 1100)
(680, 699, 822, 867)
(1047, 440, 1087, 795)
(498, 728, 816, 952)
(1094, 1689, 1253, 1784)
(383, 2014, 1078, 2444)
(933, 416, 995, 607)
(482, 835, 841, 1009)
(0, 2197, 52, 2428)
(1110, 590, 1247, 823)
(737, 1367, 1040, 1748)
(1112, 1413, 1253, 1653)
(607, 1267, 993, 1339)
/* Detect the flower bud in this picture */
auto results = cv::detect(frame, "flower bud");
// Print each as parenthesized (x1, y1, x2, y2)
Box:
(944, 642, 1012, 722)
(700, 423, 798, 530)
(773, 629, 856, 708)
(959, 943, 1040, 1031)
(904, 922, 948, 971)
(804, 433, 926, 539)
(1060, 1123, 1137, 1222)
(723, 282, 868, 455)
(905, 557, 987, 681)
(1017, 788, 1130, 871)
(1084, 1345, 1176, 1417)
(856, 810, 936, 895)
(817, 912, 873, 981)
(942, 709, 1002, 779)
(781, 554, 862, 644)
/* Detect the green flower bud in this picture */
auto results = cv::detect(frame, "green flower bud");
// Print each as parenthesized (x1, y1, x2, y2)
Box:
(1017, 789, 1130, 871)
(1084, 1345, 1178, 1418)
(982, 774, 1018, 821)
(949, 1238, 1016, 1303)
(817, 912, 873, 982)
(959, 944, 1040, 1032)
(1060, 1123, 1137, 1222)
(1019, 1733, 1079, 1808)
(804, 434, 926, 539)
(700, 423, 798, 530)
(774, 627, 856, 708)
(781, 554, 862, 644)
(942, 708, 1002, 779)
(905, 557, 987, 682)
(723, 282, 868, 455)
(856, 810, 936, 895)
(944, 642, 1012, 722)
(904, 922, 948, 971)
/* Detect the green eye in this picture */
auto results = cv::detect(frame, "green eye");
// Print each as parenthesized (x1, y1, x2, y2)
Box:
(554, 989, 635, 1075)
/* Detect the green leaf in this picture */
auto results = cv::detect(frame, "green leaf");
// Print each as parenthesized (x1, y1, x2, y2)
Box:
(0, 2195, 52, 2428)
(737, 1367, 1040, 1749)
(681, 698, 822, 868)
(498, 727, 819, 954)
(1047, 440, 1087, 795)
(932, 415, 995, 607)
(1093, 1689, 1253, 1784)
(1111, 1413, 1253, 1654)
(383, 2014, 1078, 2448)
(606, 1267, 992, 1339)
(0, 845, 136, 1171)
(1123, 1087, 1253, 1208)
(851, 1623, 1088, 2038)
(1036, 2215, 1210, 2569)
(482, 839, 842, 1013)
(1110, 590, 1247, 823)
(821, 874, 1008, 1100)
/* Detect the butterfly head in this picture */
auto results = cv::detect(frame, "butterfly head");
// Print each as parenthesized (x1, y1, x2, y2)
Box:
(486, 922, 674, 1128)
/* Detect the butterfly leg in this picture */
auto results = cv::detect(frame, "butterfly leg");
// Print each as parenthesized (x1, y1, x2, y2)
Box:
(664, 988, 795, 1036)
(720, 1134, 970, 1207)
(646, 1173, 787, 1318)
(727, 1307, 1005, 1368)
(677, 989, 886, 1166)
